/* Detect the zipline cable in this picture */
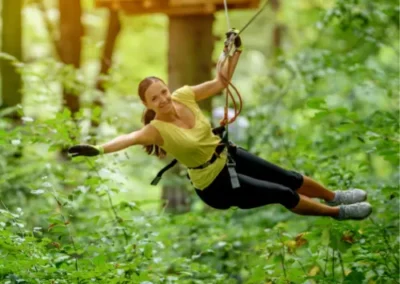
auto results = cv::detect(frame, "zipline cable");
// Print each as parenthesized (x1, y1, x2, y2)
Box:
(238, 0, 270, 35)
(223, 0, 231, 31)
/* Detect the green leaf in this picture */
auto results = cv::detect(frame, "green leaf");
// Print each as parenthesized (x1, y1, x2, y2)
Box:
(250, 265, 265, 283)
(344, 271, 365, 283)
(93, 254, 106, 266)
(307, 98, 328, 110)
(144, 243, 153, 259)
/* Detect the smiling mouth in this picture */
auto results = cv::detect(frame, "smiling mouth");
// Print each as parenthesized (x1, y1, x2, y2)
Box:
(160, 102, 171, 108)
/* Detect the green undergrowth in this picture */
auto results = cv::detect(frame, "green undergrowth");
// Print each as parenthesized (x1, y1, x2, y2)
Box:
(1, 0, 399, 283)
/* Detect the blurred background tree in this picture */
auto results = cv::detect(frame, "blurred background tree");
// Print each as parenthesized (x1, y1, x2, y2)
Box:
(1, 0, 23, 121)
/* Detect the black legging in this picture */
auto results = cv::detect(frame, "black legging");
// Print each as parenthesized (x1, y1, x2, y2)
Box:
(194, 146, 303, 210)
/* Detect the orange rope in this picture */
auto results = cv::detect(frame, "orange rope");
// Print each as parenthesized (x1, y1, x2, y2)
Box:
(217, 42, 243, 127)
(218, 0, 270, 127)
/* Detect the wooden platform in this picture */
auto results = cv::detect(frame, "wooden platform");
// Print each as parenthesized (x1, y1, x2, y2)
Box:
(95, 0, 261, 15)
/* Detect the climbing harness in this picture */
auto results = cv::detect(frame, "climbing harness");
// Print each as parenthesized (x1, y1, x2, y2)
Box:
(150, 0, 269, 188)
(150, 126, 234, 186)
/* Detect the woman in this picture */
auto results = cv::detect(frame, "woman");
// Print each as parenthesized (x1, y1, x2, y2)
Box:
(69, 30, 372, 221)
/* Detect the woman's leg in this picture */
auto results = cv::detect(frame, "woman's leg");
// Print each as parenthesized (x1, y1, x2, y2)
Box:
(232, 147, 336, 202)
(297, 176, 335, 202)
(297, 176, 368, 206)
(197, 165, 368, 220)
(225, 147, 369, 219)
(290, 194, 339, 217)
(230, 173, 340, 217)
(232, 147, 304, 191)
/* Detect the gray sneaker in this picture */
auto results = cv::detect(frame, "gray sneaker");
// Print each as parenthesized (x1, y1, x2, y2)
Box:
(333, 202, 372, 221)
(326, 188, 367, 206)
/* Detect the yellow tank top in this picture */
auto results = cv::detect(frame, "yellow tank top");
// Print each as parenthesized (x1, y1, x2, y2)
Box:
(150, 86, 227, 190)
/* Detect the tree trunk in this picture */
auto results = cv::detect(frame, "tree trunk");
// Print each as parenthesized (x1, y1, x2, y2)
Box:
(59, 0, 83, 114)
(1, 0, 23, 120)
(168, 15, 214, 112)
(90, 9, 121, 141)
(271, 0, 283, 60)
(95, 9, 121, 93)
(164, 14, 215, 212)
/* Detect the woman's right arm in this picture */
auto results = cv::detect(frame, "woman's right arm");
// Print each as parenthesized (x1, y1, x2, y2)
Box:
(101, 124, 160, 154)
(68, 125, 162, 157)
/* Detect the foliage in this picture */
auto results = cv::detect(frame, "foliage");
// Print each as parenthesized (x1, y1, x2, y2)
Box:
(0, 0, 398, 283)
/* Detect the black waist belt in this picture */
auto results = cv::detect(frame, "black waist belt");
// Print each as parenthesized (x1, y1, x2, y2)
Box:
(187, 142, 227, 170)
(150, 126, 240, 189)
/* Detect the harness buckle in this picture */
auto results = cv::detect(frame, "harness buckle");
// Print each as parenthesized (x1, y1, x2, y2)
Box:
(227, 159, 236, 167)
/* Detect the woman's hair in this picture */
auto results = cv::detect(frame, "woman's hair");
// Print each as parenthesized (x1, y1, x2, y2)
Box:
(138, 76, 167, 159)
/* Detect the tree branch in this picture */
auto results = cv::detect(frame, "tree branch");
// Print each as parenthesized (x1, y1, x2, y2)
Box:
(35, 0, 63, 60)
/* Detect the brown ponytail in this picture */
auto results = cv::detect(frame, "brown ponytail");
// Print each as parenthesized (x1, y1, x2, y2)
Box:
(138, 76, 167, 159)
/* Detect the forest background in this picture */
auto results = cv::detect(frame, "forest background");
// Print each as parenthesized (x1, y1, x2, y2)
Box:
(0, 0, 399, 283)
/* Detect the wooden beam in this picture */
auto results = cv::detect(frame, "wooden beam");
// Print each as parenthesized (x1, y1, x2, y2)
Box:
(169, 0, 256, 5)
(95, 0, 260, 14)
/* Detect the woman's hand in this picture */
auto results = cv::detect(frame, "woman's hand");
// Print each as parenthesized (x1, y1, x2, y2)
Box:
(68, 145, 104, 157)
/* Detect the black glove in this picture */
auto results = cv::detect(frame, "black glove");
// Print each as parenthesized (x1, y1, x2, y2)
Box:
(68, 145, 104, 157)
(225, 28, 242, 51)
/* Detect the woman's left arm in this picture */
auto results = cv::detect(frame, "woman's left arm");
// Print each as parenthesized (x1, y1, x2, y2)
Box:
(192, 50, 242, 102)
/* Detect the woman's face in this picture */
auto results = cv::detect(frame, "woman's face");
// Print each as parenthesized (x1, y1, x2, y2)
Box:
(144, 81, 173, 114)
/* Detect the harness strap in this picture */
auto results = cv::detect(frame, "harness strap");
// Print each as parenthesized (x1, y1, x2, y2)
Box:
(188, 142, 226, 170)
(227, 156, 240, 189)
(220, 127, 240, 189)
(150, 159, 178, 185)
